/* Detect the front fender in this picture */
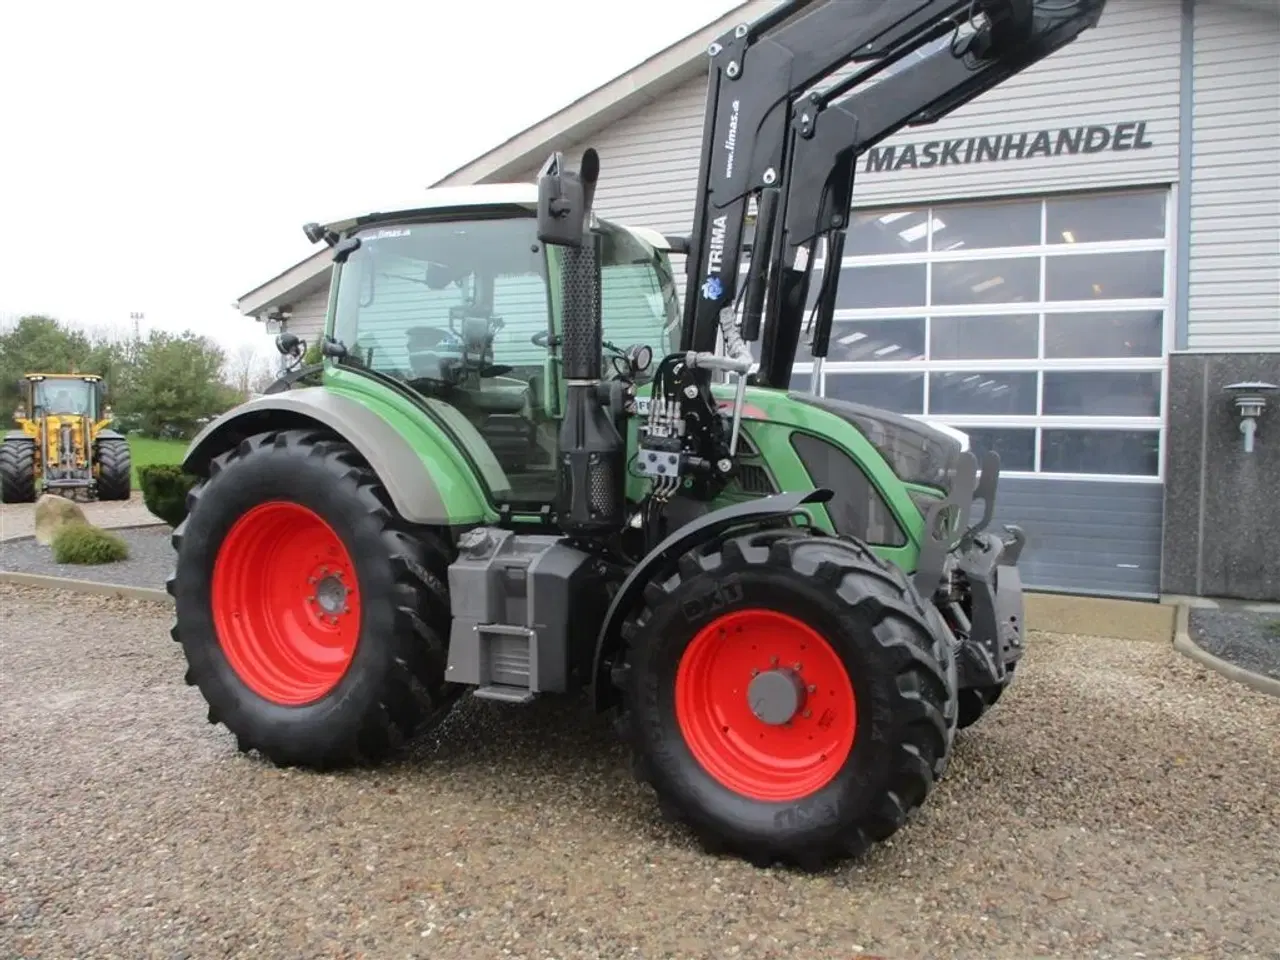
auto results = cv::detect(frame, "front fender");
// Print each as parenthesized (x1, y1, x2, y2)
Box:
(589, 488, 833, 710)
(182, 388, 474, 525)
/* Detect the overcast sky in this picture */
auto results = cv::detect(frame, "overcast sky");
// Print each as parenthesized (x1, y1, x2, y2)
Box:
(0, 0, 739, 358)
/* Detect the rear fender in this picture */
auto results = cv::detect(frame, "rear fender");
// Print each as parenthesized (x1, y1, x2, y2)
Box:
(182, 388, 480, 525)
(589, 488, 834, 711)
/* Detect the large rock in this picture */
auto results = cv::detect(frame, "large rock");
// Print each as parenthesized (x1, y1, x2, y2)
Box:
(34, 494, 87, 545)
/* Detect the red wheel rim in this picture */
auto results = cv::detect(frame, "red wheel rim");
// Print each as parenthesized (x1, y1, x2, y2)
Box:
(211, 501, 361, 706)
(675, 608, 857, 803)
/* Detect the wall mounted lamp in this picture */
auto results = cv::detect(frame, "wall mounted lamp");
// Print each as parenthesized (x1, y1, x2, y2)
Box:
(1224, 381, 1278, 454)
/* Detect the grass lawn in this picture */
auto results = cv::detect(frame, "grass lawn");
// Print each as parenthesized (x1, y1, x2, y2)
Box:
(126, 435, 188, 488)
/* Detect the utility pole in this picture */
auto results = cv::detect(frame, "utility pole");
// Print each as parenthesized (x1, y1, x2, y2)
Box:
(129, 312, 144, 363)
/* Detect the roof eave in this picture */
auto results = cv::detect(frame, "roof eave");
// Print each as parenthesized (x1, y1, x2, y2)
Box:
(235, 248, 332, 318)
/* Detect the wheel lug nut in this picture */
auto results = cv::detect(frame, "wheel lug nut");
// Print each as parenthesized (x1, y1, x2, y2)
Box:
(807, 684, 816, 694)
(803, 710, 811, 719)
(770, 656, 779, 666)
(793, 662, 802, 671)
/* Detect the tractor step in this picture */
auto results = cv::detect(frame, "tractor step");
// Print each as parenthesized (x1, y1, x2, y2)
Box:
(472, 684, 536, 704)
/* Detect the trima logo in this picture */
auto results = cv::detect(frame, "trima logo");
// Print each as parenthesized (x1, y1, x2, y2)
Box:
(701, 214, 730, 300)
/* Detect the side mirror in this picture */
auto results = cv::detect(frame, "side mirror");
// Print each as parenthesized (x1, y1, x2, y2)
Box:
(536, 148, 600, 248)
(276, 332, 303, 358)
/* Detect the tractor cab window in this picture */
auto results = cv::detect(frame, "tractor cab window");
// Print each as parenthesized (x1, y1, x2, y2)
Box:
(594, 222, 681, 381)
(331, 214, 682, 507)
(331, 215, 560, 504)
(33, 380, 95, 417)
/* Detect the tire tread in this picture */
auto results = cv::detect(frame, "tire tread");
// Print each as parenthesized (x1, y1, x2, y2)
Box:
(94, 437, 132, 501)
(617, 528, 956, 871)
(169, 428, 461, 769)
(0, 439, 37, 503)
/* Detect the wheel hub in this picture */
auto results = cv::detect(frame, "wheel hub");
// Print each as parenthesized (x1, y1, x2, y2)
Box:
(312, 572, 349, 616)
(747, 668, 807, 725)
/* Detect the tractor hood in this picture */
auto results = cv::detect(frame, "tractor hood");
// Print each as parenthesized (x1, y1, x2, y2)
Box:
(788, 393, 964, 493)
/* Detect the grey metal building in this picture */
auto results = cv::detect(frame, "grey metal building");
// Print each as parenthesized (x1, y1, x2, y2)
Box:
(237, 0, 1280, 601)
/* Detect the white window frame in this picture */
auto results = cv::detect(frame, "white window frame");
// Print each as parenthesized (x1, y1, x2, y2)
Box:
(758, 185, 1175, 484)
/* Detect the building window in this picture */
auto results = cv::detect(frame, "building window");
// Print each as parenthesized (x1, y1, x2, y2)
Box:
(781, 186, 1171, 481)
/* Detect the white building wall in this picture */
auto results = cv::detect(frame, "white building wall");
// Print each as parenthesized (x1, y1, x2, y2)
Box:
(283, 284, 329, 346)
(1186, 1, 1280, 351)
(520, 0, 1183, 220)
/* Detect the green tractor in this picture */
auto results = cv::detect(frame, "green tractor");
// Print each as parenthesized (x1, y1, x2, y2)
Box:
(169, 0, 1104, 868)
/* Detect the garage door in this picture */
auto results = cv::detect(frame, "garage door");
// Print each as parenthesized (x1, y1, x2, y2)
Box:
(791, 185, 1171, 598)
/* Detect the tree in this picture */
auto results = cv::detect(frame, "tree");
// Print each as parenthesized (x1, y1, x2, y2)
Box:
(1, 315, 89, 408)
(226, 343, 273, 399)
(122, 330, 241, 438)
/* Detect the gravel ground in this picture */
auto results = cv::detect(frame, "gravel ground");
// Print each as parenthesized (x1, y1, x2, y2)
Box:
(1190, 608, 1280, 682)
(2, 583, 1278, 960)
(0, 492, 159, 542)
(0, 525, 173, 588)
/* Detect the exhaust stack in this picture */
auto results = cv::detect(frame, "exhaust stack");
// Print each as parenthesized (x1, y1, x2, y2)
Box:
(536, 150, 625, 536)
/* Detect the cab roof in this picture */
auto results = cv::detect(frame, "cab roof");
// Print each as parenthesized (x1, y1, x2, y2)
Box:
(319, 182, 671, 251)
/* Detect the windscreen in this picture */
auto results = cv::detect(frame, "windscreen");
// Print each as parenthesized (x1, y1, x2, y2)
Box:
(34, 379, 96, 417)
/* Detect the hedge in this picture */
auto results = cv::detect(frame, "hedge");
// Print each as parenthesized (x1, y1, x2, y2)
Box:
(139, 464, 199, 528)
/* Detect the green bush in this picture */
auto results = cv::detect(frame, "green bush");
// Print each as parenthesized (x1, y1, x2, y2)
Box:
(139, 463, 199, 527)
(51, 523, 130, 564)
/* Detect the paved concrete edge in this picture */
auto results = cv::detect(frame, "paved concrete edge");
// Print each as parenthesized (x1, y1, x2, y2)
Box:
(1025, 591, 1175, 644)
(0, 570, 173, 605)
(1172, 610, 1280, 699)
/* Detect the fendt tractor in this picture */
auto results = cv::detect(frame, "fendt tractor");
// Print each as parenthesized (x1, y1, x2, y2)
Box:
(1, 373, 131, 503)
(168, 0, 1105, 868)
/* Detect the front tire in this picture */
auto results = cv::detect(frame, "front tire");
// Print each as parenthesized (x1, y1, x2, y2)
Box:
(94, 437, 132, 501)
(0, 439, 36, 503)
(167, 428, 461, 769)
(619, 529, 953, 870)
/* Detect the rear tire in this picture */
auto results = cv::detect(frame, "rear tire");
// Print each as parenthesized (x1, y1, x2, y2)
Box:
(0, 439, 36, 503)
(619, 529, 954, 870)
(167, 428, 462, 769)
(94, 437, 132, 501)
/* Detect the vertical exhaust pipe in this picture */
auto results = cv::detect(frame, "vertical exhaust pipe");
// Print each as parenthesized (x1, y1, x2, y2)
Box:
(536, 149, 626, 537)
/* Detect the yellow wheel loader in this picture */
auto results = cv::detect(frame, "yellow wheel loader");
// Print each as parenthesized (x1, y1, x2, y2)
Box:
(1, 373, 132, 503)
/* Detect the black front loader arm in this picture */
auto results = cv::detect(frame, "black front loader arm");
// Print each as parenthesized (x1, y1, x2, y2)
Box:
(680, 0, 979, 353)
(679, 0, 1108, 385)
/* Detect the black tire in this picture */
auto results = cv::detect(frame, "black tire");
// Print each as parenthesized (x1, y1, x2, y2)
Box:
(94, 437, 132, 501)
(0, 439, 37, 503)
(957, 662, 1015, 729)
(167, 428, 462, 769)
(618, 529, 954, 870)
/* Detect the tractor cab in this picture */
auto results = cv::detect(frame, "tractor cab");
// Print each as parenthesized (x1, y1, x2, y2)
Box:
(309, 186, 682, 505)
(22, 374, 105, 420)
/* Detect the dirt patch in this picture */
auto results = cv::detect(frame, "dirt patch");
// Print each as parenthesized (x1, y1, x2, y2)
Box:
(2, 583, 1277, 959)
